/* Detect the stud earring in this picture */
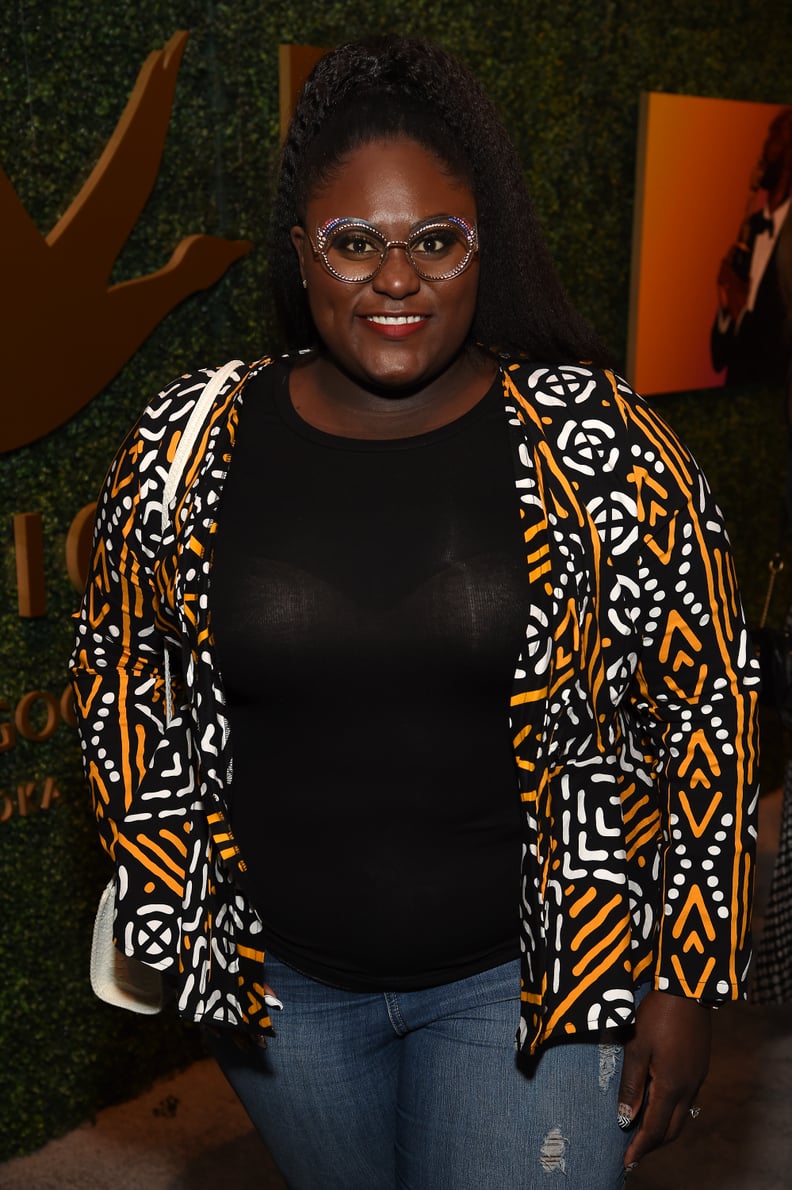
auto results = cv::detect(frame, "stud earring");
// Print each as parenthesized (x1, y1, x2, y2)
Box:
(302, 278, 308, 289)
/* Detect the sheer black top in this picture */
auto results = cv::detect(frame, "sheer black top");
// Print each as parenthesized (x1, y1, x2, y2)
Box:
(211, 362, 528, 990)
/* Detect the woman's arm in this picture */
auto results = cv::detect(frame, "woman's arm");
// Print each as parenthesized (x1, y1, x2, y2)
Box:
(69, 388, 183, 860)
(616, 402, 759, 1165)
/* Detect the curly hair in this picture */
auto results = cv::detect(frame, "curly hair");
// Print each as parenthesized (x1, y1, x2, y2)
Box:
(269, 35, 608, 364)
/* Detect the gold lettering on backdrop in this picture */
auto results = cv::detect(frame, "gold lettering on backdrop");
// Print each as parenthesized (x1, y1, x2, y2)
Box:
(14, 503, 96, 617)
(0, 31, 252, 453)
(0, 690, 72, 825)
(0, 700, 15, 752)
(278, 45, 327, 141)
(0, 687, 77, 749)
(15, 782, 35, 817)
(15, 691, 60, 742)
(0, 778, 62, 822)
(14, 512, 46, 616)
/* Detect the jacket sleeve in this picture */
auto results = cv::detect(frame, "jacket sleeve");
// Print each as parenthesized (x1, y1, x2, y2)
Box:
(69, 380, 190, 861)
(624, 396, 760, 1002)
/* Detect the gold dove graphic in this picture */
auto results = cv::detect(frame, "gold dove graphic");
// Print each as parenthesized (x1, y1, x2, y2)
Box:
(0, 30, 252, 454)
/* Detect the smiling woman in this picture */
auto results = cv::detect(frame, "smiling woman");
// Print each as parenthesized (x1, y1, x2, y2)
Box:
(70, 34, 760, 1190)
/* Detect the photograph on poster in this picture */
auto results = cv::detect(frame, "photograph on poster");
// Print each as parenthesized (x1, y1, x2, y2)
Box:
(627, 92, 792, 397)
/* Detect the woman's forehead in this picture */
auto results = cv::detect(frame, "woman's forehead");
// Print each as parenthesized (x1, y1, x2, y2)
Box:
(304, 137, 476, 223)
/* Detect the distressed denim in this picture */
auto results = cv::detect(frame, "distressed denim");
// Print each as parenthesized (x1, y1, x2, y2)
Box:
(208, 954, 643, 1190)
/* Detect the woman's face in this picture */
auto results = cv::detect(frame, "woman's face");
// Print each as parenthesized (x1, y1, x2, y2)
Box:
(290, 137, 480, 394)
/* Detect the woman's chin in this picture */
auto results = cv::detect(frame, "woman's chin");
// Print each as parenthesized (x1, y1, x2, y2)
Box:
(321, 344, 473, 401)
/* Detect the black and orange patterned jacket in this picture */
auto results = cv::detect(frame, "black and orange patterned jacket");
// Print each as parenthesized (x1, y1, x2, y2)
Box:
(70, 356, 760, 1055)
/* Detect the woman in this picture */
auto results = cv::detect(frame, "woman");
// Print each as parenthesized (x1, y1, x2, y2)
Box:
(71, 35, 760, 1189)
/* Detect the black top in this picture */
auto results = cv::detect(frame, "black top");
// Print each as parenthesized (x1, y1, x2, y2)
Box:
(210, 361, 529, 990)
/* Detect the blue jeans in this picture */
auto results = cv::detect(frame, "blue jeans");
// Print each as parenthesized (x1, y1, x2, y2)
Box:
(208, 954, 637, 1190)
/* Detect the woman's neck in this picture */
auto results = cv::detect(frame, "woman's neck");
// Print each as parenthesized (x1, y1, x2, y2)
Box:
(287, 348, 498, 440)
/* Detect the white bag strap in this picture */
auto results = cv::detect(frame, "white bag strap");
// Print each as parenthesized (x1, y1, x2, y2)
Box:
(161, 359, 245, 722)
(161, 359, 245, 535)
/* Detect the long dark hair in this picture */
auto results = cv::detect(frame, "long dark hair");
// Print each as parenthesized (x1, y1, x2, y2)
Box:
(269, 35, 609, 365)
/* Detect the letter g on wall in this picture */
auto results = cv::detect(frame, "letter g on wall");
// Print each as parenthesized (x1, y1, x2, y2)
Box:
(0, 30, 252, 454)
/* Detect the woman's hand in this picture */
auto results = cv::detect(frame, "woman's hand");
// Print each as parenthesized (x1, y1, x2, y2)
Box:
(618, 990, 711, 1169)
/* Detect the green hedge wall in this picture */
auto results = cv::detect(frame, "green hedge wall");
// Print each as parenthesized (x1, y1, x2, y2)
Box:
(1, 0, 791, 1160)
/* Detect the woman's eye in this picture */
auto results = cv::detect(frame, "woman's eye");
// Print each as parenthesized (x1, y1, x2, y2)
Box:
(334, 233, 380, 256)
(413, 232, 455, 256)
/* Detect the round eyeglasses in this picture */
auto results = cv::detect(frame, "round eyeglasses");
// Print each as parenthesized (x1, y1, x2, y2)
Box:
(309, 215, 479, 283)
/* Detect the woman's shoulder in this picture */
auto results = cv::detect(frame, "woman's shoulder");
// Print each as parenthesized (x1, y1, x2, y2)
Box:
(503, 358, 708, 523)
(505, 358, 695, 466)
(104, 356, 275, 507)
(126, 355, 276, 468)
(504, 358, 643, 415)
(138, 355, 274, 428)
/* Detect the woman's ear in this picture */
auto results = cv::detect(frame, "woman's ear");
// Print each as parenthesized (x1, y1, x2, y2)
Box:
(290, 226, 307, 286)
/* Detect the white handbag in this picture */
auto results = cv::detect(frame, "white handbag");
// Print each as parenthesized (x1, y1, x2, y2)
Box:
(90, 879, 164, 1013)
(89, 360, 245, 1013)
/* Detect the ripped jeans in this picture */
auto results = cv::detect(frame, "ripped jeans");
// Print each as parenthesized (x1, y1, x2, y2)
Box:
(208, 954, 643, 1190)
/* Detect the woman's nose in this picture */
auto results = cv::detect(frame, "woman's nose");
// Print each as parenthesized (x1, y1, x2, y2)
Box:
(371, 245, 421, 296)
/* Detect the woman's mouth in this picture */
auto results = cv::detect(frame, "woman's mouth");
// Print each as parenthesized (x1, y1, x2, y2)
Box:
(360, 314, 429, 338)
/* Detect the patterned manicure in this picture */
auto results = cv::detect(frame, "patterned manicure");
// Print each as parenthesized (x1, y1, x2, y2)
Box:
(617, 1103, 633, 1130)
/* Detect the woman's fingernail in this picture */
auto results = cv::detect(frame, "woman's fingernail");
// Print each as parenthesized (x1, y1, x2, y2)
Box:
(264, 994, 284, 1010)
(626, 1162, 639, 1173)
(617, 1103, 633, 1129)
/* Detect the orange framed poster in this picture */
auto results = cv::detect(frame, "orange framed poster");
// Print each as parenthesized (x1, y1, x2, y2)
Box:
(627, 92, 790, 396)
